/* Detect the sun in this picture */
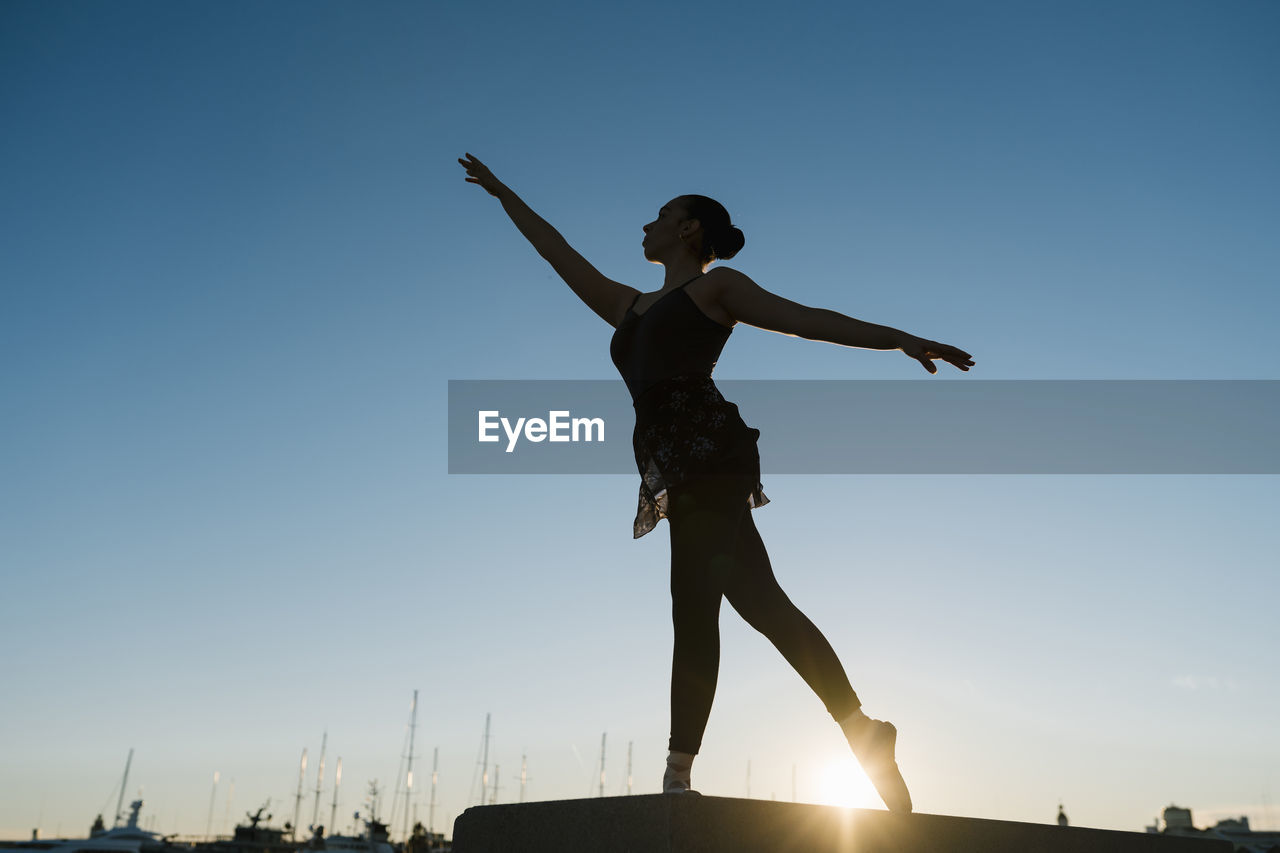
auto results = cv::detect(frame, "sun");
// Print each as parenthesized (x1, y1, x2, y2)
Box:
(815, 759, 882, 810)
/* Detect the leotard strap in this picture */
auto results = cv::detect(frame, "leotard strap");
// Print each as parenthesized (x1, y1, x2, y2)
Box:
(628, 273, 705, 317)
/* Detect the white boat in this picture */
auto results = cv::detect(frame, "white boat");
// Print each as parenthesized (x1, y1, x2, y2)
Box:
(1, 801, 175, 853)
(316, 819, 392, 853)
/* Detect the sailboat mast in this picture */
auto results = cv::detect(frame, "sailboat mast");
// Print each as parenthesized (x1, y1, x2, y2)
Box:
(626, 742, 633, 796)
(597, 733, 606, 798)
(479, 714, 491, 806)
(205, 771, 220, 840)
(519, 754, 527, 803)
(428, 748, 438, 834)
(402, 690, 418, 841)
(329, 758, 342, 835)
(291, 748, 308, 841)
(114, 748, 134, 827)
(311, 733, 327, 831)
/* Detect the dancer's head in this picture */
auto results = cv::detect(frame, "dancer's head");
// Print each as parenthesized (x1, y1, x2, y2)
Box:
(642, 196, 745, 267)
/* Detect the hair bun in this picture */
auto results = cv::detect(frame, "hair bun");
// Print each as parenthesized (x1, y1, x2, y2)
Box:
(714, 226, 745, 261)
(680, 195, 745, 263)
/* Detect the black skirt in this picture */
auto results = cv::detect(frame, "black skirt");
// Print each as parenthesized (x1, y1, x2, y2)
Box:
(629, 375, 770, 538)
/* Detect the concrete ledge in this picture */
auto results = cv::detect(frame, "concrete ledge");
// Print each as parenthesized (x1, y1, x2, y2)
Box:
(452, 795, 1231, 852)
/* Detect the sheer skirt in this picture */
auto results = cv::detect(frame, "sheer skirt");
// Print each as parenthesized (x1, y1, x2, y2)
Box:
(629, 375, 769, 538)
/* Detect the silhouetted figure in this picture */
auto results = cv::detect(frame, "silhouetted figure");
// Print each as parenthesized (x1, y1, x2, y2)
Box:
(460, 153, 974, 812)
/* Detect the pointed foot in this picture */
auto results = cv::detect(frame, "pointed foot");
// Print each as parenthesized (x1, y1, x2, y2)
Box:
(848, 720, 912, 813)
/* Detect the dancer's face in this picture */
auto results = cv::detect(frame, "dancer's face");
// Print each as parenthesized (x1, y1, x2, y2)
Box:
(642, 199, 694, 263)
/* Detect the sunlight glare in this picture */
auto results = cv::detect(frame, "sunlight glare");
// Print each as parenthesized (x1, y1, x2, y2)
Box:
(816, 760, 881, 810)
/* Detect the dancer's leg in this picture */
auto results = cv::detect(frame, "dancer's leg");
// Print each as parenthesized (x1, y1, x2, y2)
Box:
(723, 510, 912, 811)
(722, 511, 861, 721)
(665, 475, 753, 757)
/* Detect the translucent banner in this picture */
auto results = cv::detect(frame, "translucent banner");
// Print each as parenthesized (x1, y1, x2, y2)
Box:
(447, 380, 1280, 474)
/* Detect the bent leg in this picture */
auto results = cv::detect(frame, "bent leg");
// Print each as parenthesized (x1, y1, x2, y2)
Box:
(723, 511, 861, 721)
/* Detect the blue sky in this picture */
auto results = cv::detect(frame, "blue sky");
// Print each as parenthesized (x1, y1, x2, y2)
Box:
(2, 0, 1278, 840)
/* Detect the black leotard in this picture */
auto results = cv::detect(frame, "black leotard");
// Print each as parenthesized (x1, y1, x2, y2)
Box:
(609, 274, 769, 538)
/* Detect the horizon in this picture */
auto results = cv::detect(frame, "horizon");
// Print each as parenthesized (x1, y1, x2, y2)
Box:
(12, 727, 1275, 840)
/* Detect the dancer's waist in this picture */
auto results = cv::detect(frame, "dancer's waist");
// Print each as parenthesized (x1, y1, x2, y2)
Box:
(631, 374, 725, 412)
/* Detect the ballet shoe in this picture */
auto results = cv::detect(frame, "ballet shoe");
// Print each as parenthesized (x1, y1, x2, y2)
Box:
(845, 718, 912, 813)
(663, 760, 700, 796)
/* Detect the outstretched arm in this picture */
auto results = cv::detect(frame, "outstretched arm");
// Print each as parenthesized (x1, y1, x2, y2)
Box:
(708, 267, 974, 374)
(458, 154, 638, 327)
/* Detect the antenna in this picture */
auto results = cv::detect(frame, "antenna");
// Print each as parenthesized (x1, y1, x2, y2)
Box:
(428, 748, 438, 834)
(328, 758, 342, 835)
(597, 733, 607, 798)
(205, 771, 220, 840)
(114, 749, 134, 828)
(402, 690, 418, 841)
(292, 748, 308, 840)
(311, 734, 326, 831)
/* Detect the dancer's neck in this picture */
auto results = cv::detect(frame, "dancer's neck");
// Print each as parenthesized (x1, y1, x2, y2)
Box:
(662, 261, 706, 290)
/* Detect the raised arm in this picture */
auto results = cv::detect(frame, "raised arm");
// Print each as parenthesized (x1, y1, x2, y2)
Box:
(459, 154, 638, 327)
(707, 267, 975, 374)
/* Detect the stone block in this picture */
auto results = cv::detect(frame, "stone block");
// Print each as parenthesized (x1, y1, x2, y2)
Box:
(452, 795, 1231, 852)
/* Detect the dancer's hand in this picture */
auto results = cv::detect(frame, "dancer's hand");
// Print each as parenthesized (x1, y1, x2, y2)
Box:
(901, 336, 974, 373)
(458, 153, 505, 198)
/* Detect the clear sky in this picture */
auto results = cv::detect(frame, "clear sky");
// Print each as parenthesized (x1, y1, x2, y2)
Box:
(2, 0, 1278, 841)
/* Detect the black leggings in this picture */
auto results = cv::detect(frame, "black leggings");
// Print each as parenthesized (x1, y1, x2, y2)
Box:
(666, 473, 861, 755)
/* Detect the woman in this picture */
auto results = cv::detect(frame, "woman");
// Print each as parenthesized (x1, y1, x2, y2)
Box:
(459, 153, 973, 812)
